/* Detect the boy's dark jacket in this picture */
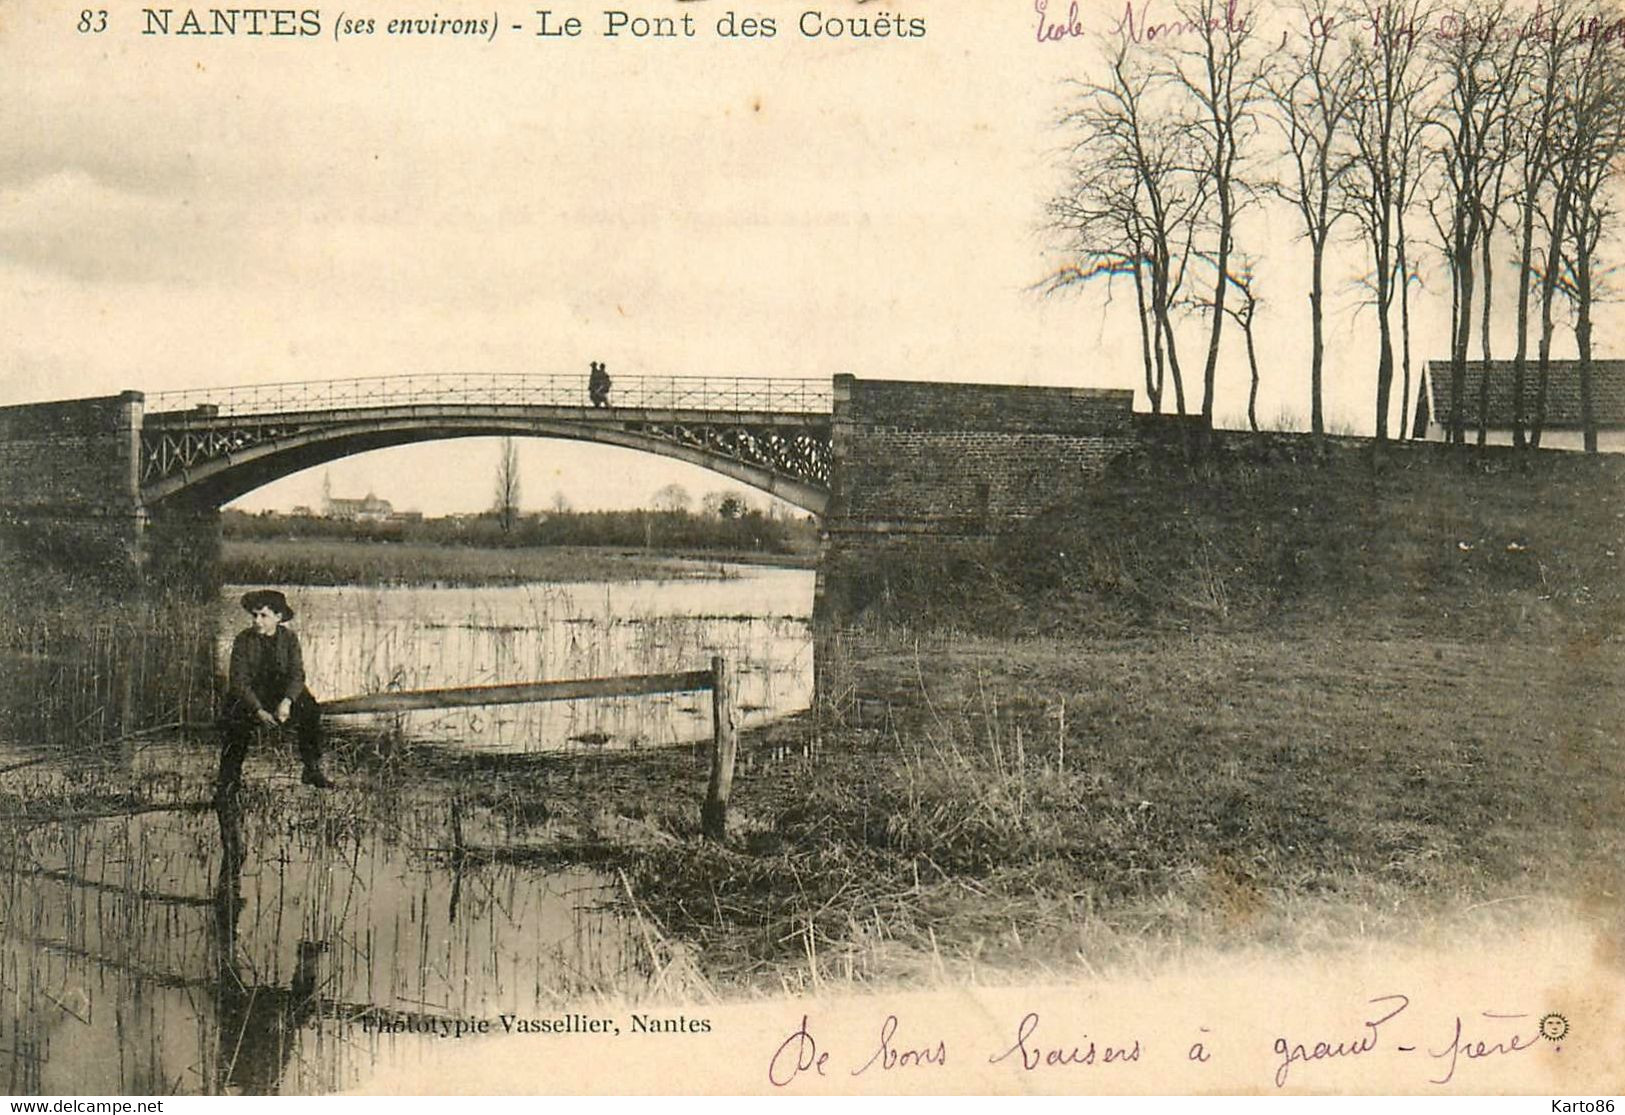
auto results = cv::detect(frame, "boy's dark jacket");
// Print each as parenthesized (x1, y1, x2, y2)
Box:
(227, 626, 308, 712)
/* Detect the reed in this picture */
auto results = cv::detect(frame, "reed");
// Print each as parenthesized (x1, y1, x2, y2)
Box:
(220, 538, 809, 588)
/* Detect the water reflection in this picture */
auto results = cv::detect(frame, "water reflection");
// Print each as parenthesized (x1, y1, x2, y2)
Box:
(211, 796, 323, 1095)
(0, 743, 651, 1094)
(1, 564, 816, 1094)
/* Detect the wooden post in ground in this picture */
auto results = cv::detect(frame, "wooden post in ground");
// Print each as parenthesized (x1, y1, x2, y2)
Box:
(702, 655, 738, 842)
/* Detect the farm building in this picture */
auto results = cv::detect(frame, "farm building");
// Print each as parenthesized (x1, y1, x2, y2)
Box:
(1412, 359, 1625, 451)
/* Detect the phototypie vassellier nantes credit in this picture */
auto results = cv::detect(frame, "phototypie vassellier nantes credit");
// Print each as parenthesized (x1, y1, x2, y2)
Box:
(358, 1013, 713, 1037)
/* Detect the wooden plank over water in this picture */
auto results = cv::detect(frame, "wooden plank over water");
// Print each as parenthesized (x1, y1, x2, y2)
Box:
(323, 669, 716, 715)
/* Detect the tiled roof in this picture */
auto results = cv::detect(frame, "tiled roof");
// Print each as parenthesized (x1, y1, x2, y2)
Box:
(1424, 359, 1625, 428)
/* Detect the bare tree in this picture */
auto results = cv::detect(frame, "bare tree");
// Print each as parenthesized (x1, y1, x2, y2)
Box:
(1475, 70, 1524, 447)
(1392, 16, 1434, 442)
(1265, 0, 1358, 438)
(651, 483, 692, 513)
(1167, 0, 1273, 432)
(1342, 0, 1435, 443)
(1556, 17, 1625, 453)
(493, 438, 521, 533)
(1424, 0, 1520, 446)
(1050, 42, 1205, 416)
(1531, 5, 1621, 447)
(1223, 257, 1268, 432)
(1505, 0, 1578, 448)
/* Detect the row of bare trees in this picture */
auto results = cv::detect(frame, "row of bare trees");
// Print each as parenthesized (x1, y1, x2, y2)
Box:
(1049, 0, 1625, 450)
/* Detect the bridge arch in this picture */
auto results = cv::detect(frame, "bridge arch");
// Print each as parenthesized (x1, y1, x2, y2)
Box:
(140, 411, 832, 514)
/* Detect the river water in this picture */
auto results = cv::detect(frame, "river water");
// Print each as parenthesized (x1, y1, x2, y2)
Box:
(0, 564, 815, 1095)
(235, 566, 816, 752)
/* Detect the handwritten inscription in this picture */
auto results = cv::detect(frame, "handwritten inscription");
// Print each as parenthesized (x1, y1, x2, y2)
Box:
(1033, 0, 1085, 43)
(1272, 994, 1409, 1089)
(1428, 1012, 1540, 1086)
(1034, 0, 1625, 49)
(770, 996, 1561, 1090)
(851, 1015, 947, 1076)
(988, 1012, 1144, 1071)
(768, 1015, 830, 1088)
(1112, 0, 1250, 42)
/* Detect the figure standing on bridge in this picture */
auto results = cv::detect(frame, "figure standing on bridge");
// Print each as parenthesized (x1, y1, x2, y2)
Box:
(588, 360, 612, 408)
(218, 589, 334, 798)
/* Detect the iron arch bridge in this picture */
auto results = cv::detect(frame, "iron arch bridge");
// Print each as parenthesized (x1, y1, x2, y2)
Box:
(140, 373, 835, 514)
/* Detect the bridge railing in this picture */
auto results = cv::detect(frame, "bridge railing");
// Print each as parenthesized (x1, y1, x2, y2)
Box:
(144, 373, 834, 418)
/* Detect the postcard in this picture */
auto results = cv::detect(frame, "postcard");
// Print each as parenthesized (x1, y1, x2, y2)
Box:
(0, 0, 1620, 1097)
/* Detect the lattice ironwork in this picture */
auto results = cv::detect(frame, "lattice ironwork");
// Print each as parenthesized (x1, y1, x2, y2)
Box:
(142, 420, 313, 482)
(625, 421, 832, 486)
(140, 379, 834, 499)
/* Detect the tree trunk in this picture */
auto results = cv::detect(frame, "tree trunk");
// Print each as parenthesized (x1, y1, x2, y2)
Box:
(1154, 251, 1188, 416)
(1245, 315, 1261, 434)
(1576, 208, 1597, 454)
(1534, 185, 1573, 450)
(1152, 289, 1168, 414)
(1161, 308, 1188, 417)
(1133, 256, 1162, 413)
(1397, 204, 1414, 441)
(1449, 226, 1476, 447)
(1201, 184, 1232, 435)
(1476, 223, 1494, 449)
(1510, 196, 1536, 449)
(1374, 237, 1395, 443)
(1310, 234, 1326, 438)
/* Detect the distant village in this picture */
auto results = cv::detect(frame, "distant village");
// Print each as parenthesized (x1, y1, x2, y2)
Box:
(226, 470, 818, 556)
(288, 476, 423, 524)
(269, 474, 802, 525)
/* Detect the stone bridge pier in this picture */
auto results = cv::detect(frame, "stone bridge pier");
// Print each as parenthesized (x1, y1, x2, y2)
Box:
(0, 392, 222, 590)
(0, 392, 147, 582)
(817, 375, 1137, 619)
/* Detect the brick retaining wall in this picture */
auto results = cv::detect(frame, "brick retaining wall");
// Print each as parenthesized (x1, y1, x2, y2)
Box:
(827, 375, 1136, 536)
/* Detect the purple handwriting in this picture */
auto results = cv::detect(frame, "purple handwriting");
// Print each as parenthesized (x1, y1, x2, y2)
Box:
(1428, 1012, 1541, 1086)
(770, 1014, 947, 1088)
(1273, 994, 1409, 1089)
(769, 998, 1552, 1088)
(767, 1015, 829, 1088)
(851, 1014, 948, 1076)
(987, 1012, 1144, 1071)
(1113, 0, 1250, 43)
(1032, 0, 1623, 51)
(1034, 0, 1086, 43)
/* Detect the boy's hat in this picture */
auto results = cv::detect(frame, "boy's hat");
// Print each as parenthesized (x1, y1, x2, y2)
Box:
(240, 589, 294, 621)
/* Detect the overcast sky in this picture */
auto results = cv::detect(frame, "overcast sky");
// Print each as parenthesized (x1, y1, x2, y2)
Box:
(1, 2, 1616, 513)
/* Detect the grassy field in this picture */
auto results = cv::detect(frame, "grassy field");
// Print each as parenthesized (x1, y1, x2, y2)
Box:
(380, 622, 1618, 990)
(220, 537, 813, 586)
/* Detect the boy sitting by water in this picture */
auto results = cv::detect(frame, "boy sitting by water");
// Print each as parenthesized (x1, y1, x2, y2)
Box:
(219, 589, 334, 796)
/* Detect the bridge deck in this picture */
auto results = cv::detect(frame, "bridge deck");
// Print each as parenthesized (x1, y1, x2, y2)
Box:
(144, 402, 828, 430)
(145, 373, 833, 419)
